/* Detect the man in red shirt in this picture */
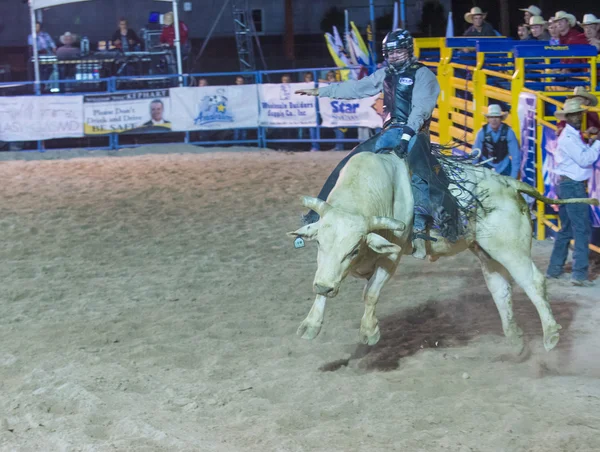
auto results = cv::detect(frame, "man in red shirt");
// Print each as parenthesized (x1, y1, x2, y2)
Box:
(551, 11, 588, 70)
(159, 11, 189, 47)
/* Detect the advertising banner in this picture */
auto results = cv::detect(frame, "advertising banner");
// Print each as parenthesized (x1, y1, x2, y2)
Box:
(258, 83, 317, 127)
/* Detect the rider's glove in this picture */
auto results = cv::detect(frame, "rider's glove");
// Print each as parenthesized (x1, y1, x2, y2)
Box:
(394, 126, 415, 157)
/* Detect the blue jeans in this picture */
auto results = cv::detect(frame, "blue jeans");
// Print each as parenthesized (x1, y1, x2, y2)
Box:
(547, 179, 592, 281)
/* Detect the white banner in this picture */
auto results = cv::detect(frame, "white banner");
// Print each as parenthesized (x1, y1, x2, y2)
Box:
(258, 83, 317, 127)
(31, 0, 92, 9)
(318, 84, 384, 128)
(0, 95, 83, 141)
(83, 89, 171, 135)
(169, 85, 259, 131)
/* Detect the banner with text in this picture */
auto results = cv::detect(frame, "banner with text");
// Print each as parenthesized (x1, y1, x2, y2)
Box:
(169, 85, 259, 131)
(83, 89, 171, 135)
(258, 83, 317, 127)
(0, 95, 83, 141)
(319, 86, 384, 128)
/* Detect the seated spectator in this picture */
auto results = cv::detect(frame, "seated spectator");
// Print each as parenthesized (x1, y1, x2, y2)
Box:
(198, 77, 209, 87)
(517, 24, 532, 40)
(463, 7, 498, 37)
(112, 18, 142, 52)
(529, 16, 551, 41)
(579, 14, 600, 52)
(302, 72, 320, 152)
(520, 5, 542, 25)
(56, 32, 80, 60)
(548, 18, 561, 44)
(235, 75, 245, 85)
(281, 74, 292, 83)
(553, 11, 587, 45)
(160, 12, 189, 48)
(472, 104, 521, 178)
(320, 70, 345, 151)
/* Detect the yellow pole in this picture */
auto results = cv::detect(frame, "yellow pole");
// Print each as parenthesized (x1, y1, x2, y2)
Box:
(535, 94, 546, 241)
(437, 48, 452, 145)
(511, 57, 525, 144)
(473, 52, 485, 133)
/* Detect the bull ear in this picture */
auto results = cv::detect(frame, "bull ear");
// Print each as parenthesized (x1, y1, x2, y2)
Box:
(368, 216, 406, 233)
(287, 223, 319, 241)
(366, 233, 402, 256)
(301, 196, 332, 217)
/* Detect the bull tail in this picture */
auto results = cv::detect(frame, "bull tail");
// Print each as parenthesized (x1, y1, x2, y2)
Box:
(510, 179, 599, 206)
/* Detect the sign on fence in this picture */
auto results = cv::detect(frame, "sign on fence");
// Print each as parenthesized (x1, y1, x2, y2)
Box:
(258, 83, 317, 127)
(83, 89, 172, 135)
(0, 95, 83, 141)
(318, 87, 384, 128)
(169, 85, 259, 131)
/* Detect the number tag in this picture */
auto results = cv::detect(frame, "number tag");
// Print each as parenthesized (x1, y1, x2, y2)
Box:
(294, 237, 305, 249)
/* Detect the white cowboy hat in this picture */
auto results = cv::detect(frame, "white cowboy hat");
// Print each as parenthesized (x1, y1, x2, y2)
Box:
(520, 5, 542, 16)
(551, 11, 577, 27)
(528, 16, 547, 26)
(483, 104, 508, 119)
(59, 31, 77, 44)
(555, 98, 588, 120)
(571, 86, 599, 107)
(578, 14, 600, 26)
(464, 7, 487, 24)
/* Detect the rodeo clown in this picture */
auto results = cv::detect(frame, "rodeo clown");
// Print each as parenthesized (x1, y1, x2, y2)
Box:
(296, 29, 456, 259)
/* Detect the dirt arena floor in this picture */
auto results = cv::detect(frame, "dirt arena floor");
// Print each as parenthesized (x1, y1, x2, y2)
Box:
(0, 145, 599, 452)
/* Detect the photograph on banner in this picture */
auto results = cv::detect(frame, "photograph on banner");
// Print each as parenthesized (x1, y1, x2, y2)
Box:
(0, 95, 84, 142)
(258, 83, 317, 128)
(169, 85, 259, 131)
(318, 85, 384, 129)
(83, 90, 171, 135)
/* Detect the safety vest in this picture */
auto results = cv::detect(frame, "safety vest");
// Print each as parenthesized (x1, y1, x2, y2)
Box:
(482, 123, 509, 164)
(382, 62, 423, 126)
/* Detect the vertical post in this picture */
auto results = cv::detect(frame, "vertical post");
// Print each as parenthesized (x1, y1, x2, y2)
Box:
(29, 1, 41, 94)
(472, 51, 485, 133)
(511, 57, 525, 144)
(535, 94, 545, 240)
(400, 0, 406, 29)
(437, 48, 452, 145)
(590, 55, 597, 92)
(368, 0, 376, 61)
(172, 0, 183, 85)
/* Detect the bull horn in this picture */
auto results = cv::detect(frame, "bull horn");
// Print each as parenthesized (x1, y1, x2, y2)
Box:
(301, 196, 332, 217)
(368, 216, 406, 232)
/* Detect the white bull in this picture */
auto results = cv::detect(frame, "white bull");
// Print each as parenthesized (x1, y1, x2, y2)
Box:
(289, 152, 599, 352)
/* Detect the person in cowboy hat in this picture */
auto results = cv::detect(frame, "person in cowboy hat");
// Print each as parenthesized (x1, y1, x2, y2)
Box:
(463, 7, 498, 37)
(472, 104, 521, 178)
(528, 16, 550, 41)
(520, 5, 542, 25)
(547, 17, 561, 44)
(552, 11, 587, 46)
(556, 87, 600, 138)
(579, 14, 600, 51)
(546, 98, 600, 287)
(56, 31, 80, 60)
(517, 23, 533, 40)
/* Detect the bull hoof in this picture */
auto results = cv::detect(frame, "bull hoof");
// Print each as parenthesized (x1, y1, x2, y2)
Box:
(297, 321, 322, 340)
(359, 324, 381, 346)
(543, 323, 562, 352)
(506, 325, 525, 354)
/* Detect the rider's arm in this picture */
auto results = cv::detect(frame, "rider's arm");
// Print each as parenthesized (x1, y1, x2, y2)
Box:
(318, 68, 386, 99)
(405, 67, 440, 138)
(472, 129, 484, 163)
(507, 128, 521, 179)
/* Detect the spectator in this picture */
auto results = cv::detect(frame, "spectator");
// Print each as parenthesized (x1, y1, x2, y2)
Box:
(28, 21, 56, 56)
(112, 18, 142, 52)
(529, 16, 551, 41)
(472, 104, 521, 178)
(56, 32, 80, 60)
(546, 98, 600, 286)
(233, 76, 247, 142)
(321, 70, 346, 151)
(519, 5, 542, 25)
(552, 11, 587, 45)
(548, 18, 561, 44)
(281, 74, 292, 83)
(517, 24, 532, 40)
(198, 77, 209, 87)
(28, 21, 56, 81)
(463, 7, 498, 37)
(303, 72, 320, 152)
(160, 12, 189, 47)
(579, 14, 600, 52)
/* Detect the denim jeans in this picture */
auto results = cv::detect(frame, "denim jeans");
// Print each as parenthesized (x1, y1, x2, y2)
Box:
(310, 130, 430, 231)
(547, 179, 592, 281)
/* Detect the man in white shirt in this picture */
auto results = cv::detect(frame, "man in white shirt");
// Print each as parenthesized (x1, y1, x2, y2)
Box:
(547, 98, 600, 286)
(143, 99, 171, 127)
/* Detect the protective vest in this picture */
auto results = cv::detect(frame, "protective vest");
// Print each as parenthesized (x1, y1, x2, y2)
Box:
(382, 62, 423, 126)
(482, 123, 509, 163)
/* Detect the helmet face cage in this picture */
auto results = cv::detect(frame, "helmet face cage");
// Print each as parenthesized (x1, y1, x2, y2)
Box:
(382, 29, 414, 61)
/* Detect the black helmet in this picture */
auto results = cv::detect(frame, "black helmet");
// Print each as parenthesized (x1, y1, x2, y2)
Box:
(382, 29, 414, 70)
